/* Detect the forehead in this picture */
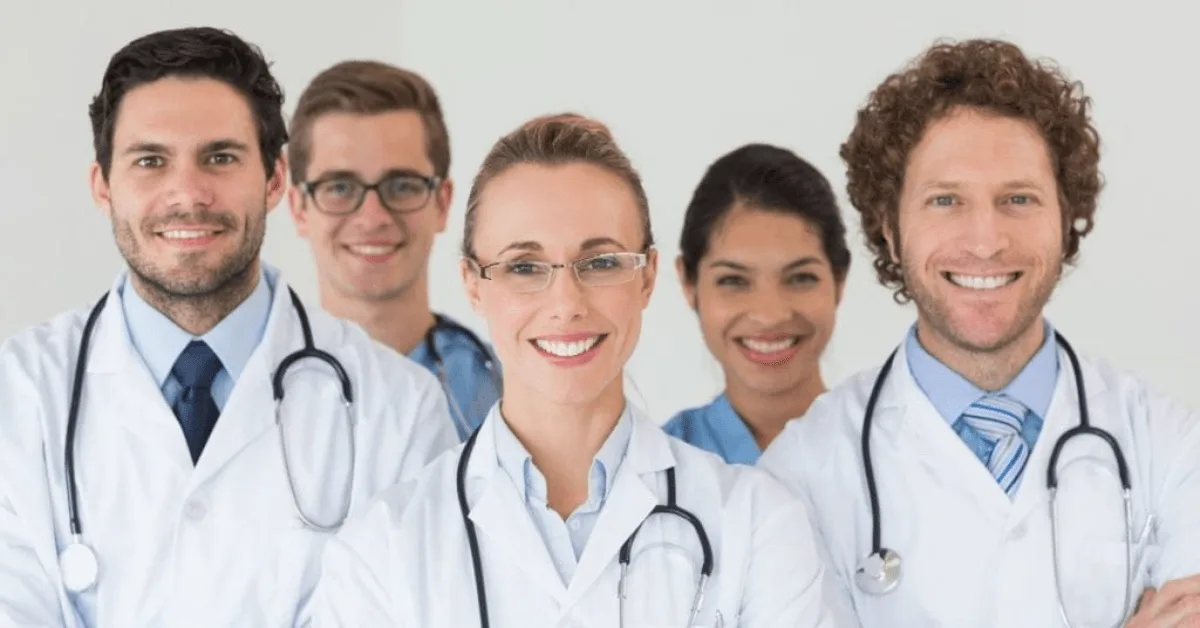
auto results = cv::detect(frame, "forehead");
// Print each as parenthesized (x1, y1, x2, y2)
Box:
(473, 162, 643, 256)
(904, 107, 1055, 186)
(112, 76, 258, 150)
(306, 110, 430, 177)
(707, 206, 825, 264)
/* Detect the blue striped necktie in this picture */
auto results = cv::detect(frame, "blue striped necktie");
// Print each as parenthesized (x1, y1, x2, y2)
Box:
(954, 394, 1032, 497)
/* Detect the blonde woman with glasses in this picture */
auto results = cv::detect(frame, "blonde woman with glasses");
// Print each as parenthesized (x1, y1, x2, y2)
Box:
(311, 113, 851, 627)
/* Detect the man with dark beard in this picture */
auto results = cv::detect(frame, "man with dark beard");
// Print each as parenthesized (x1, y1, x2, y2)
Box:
(0, 27, 457, 626)
(759, 39, 1200, 627)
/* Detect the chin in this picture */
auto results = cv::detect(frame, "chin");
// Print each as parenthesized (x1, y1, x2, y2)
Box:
(531, 366, 622, 407)
(943, 314, 1033, 353)
(737, 370, 809, 397)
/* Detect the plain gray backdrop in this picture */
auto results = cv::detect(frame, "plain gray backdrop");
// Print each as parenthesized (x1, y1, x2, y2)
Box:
(2, 0, 1196, 419)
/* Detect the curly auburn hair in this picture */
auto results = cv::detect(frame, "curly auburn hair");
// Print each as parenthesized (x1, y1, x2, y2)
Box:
(840, 38, 1103, 302)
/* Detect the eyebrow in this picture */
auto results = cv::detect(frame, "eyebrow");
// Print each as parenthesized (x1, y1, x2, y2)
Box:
(495, 236, 628, 257)
(923, 179, 1047, 192)
(309, 167, 428, 182)
(120, 138, 250, 157)
(708, 256, 824, 272)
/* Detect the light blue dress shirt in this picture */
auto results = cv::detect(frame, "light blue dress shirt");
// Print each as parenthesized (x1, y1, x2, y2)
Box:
(408, 314, 503, 441)
(662, 393, 761, 465)
(905, 321, 1059, 455)
(491, 406, 633, 586)
(120, 269, 274, 411)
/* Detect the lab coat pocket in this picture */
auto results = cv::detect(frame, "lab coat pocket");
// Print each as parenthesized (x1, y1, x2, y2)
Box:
(1057, 540, 1142, 627)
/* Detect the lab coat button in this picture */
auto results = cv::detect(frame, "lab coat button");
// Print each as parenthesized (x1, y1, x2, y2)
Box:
(570, 519, 582, 531)
(184, 500, 207, 521)
(1009, 523, 1027, 540)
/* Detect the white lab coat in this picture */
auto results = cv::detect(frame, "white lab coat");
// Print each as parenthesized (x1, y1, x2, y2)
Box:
(758, 338, 1200, 628)
(0, 266, 459, 627)
(309, 401, 852, 627)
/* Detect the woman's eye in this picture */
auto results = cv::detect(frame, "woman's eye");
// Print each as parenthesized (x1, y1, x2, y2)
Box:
(715, 275, 748, 287)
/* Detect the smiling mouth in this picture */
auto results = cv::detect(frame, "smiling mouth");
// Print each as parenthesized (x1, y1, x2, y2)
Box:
(530, 335, 607, 358)
(737, 337, 800, 354)
(157, 228, 223, 239)
(944, 272, 1021, 290)
(346, 244, 402, 256)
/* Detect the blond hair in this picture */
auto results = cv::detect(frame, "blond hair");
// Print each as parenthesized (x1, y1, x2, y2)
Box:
(461, 113, 653, 259)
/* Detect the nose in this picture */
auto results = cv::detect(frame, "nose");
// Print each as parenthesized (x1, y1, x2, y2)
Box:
(962, 204, 1011, 259)
(352, 190, 397, 229)
(165, 163, 215, 209)
(745, 286, 794, 327)
(545, 265, 589, 322)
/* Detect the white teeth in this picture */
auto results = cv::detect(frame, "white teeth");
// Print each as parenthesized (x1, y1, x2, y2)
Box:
(348, 244, 398, 256)
(160, 229, 215, 239)
(740, 337, 799, 354)
(948, 273, 1018, 290)
(535, 336, 601, 357)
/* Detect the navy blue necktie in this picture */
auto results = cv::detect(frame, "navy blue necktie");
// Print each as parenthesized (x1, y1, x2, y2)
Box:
(171, 340, 223, 464)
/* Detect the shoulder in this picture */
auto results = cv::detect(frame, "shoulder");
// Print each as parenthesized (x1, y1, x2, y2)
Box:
(344, 443, 464, 538)
(1079, 352, 1199, 445)
(667, 435, 795, 514)
(1, 304, 93, 379)
(757, 364, 884, 489)
(307, 305, 443, 400)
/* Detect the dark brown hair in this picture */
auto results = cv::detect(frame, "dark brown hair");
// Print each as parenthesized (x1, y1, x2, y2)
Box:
(287, 60, 450, 184)
(679, 143, 850, 284)
(89, 27, 287, 179)
(841, 38, 1103, 302)
(461, 113, 653, 260)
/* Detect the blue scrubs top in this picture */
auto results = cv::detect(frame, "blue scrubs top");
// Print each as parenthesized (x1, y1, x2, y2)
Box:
(662, 392, 761, 465)
(408, 315, 503, 441)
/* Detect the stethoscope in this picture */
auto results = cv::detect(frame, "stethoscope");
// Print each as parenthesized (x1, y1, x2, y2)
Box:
(425, 313, 502, 438)
(854, 331, 1135, 626)
(58, 287, 356, 594)
(455, 422, 715, 627)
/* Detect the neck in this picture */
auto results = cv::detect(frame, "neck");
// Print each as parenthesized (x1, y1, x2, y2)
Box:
(320, 274, 434, 356)
(725, 371, 826, 451)
(500, 377, 626, 518)
(132, 262, 259, 336)
(916, 316, 1046, 391)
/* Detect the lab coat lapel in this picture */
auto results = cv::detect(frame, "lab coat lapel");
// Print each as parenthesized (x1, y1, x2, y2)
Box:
(564, 411, 669, 609)
(466, 413, 569, 601)
(890, 342, 1012, 518)
(1009, 347, 1111, 526)
(87, 277, 196, 474)
(189, 273, 296, 485)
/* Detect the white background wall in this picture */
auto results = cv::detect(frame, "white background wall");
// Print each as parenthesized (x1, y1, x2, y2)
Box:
(2, 0, 1197, 420)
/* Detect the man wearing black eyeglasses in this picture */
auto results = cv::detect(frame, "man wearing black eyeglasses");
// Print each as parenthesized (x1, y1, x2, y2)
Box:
(286, 61, 502, 441)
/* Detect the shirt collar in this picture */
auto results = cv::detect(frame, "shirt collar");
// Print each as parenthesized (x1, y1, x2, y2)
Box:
(708, 393, 761, 459)
(904, 319, 1060, 423)
(493, 404, 634, 507)
(120, 268, 274, 385)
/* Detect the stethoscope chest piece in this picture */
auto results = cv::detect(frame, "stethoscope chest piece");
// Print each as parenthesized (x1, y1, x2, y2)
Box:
(855, 548, 901, 595)
(60, 540, 99, 593)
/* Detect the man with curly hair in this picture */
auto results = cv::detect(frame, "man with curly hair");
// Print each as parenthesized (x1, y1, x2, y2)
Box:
(760, 39, 1200, 627)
